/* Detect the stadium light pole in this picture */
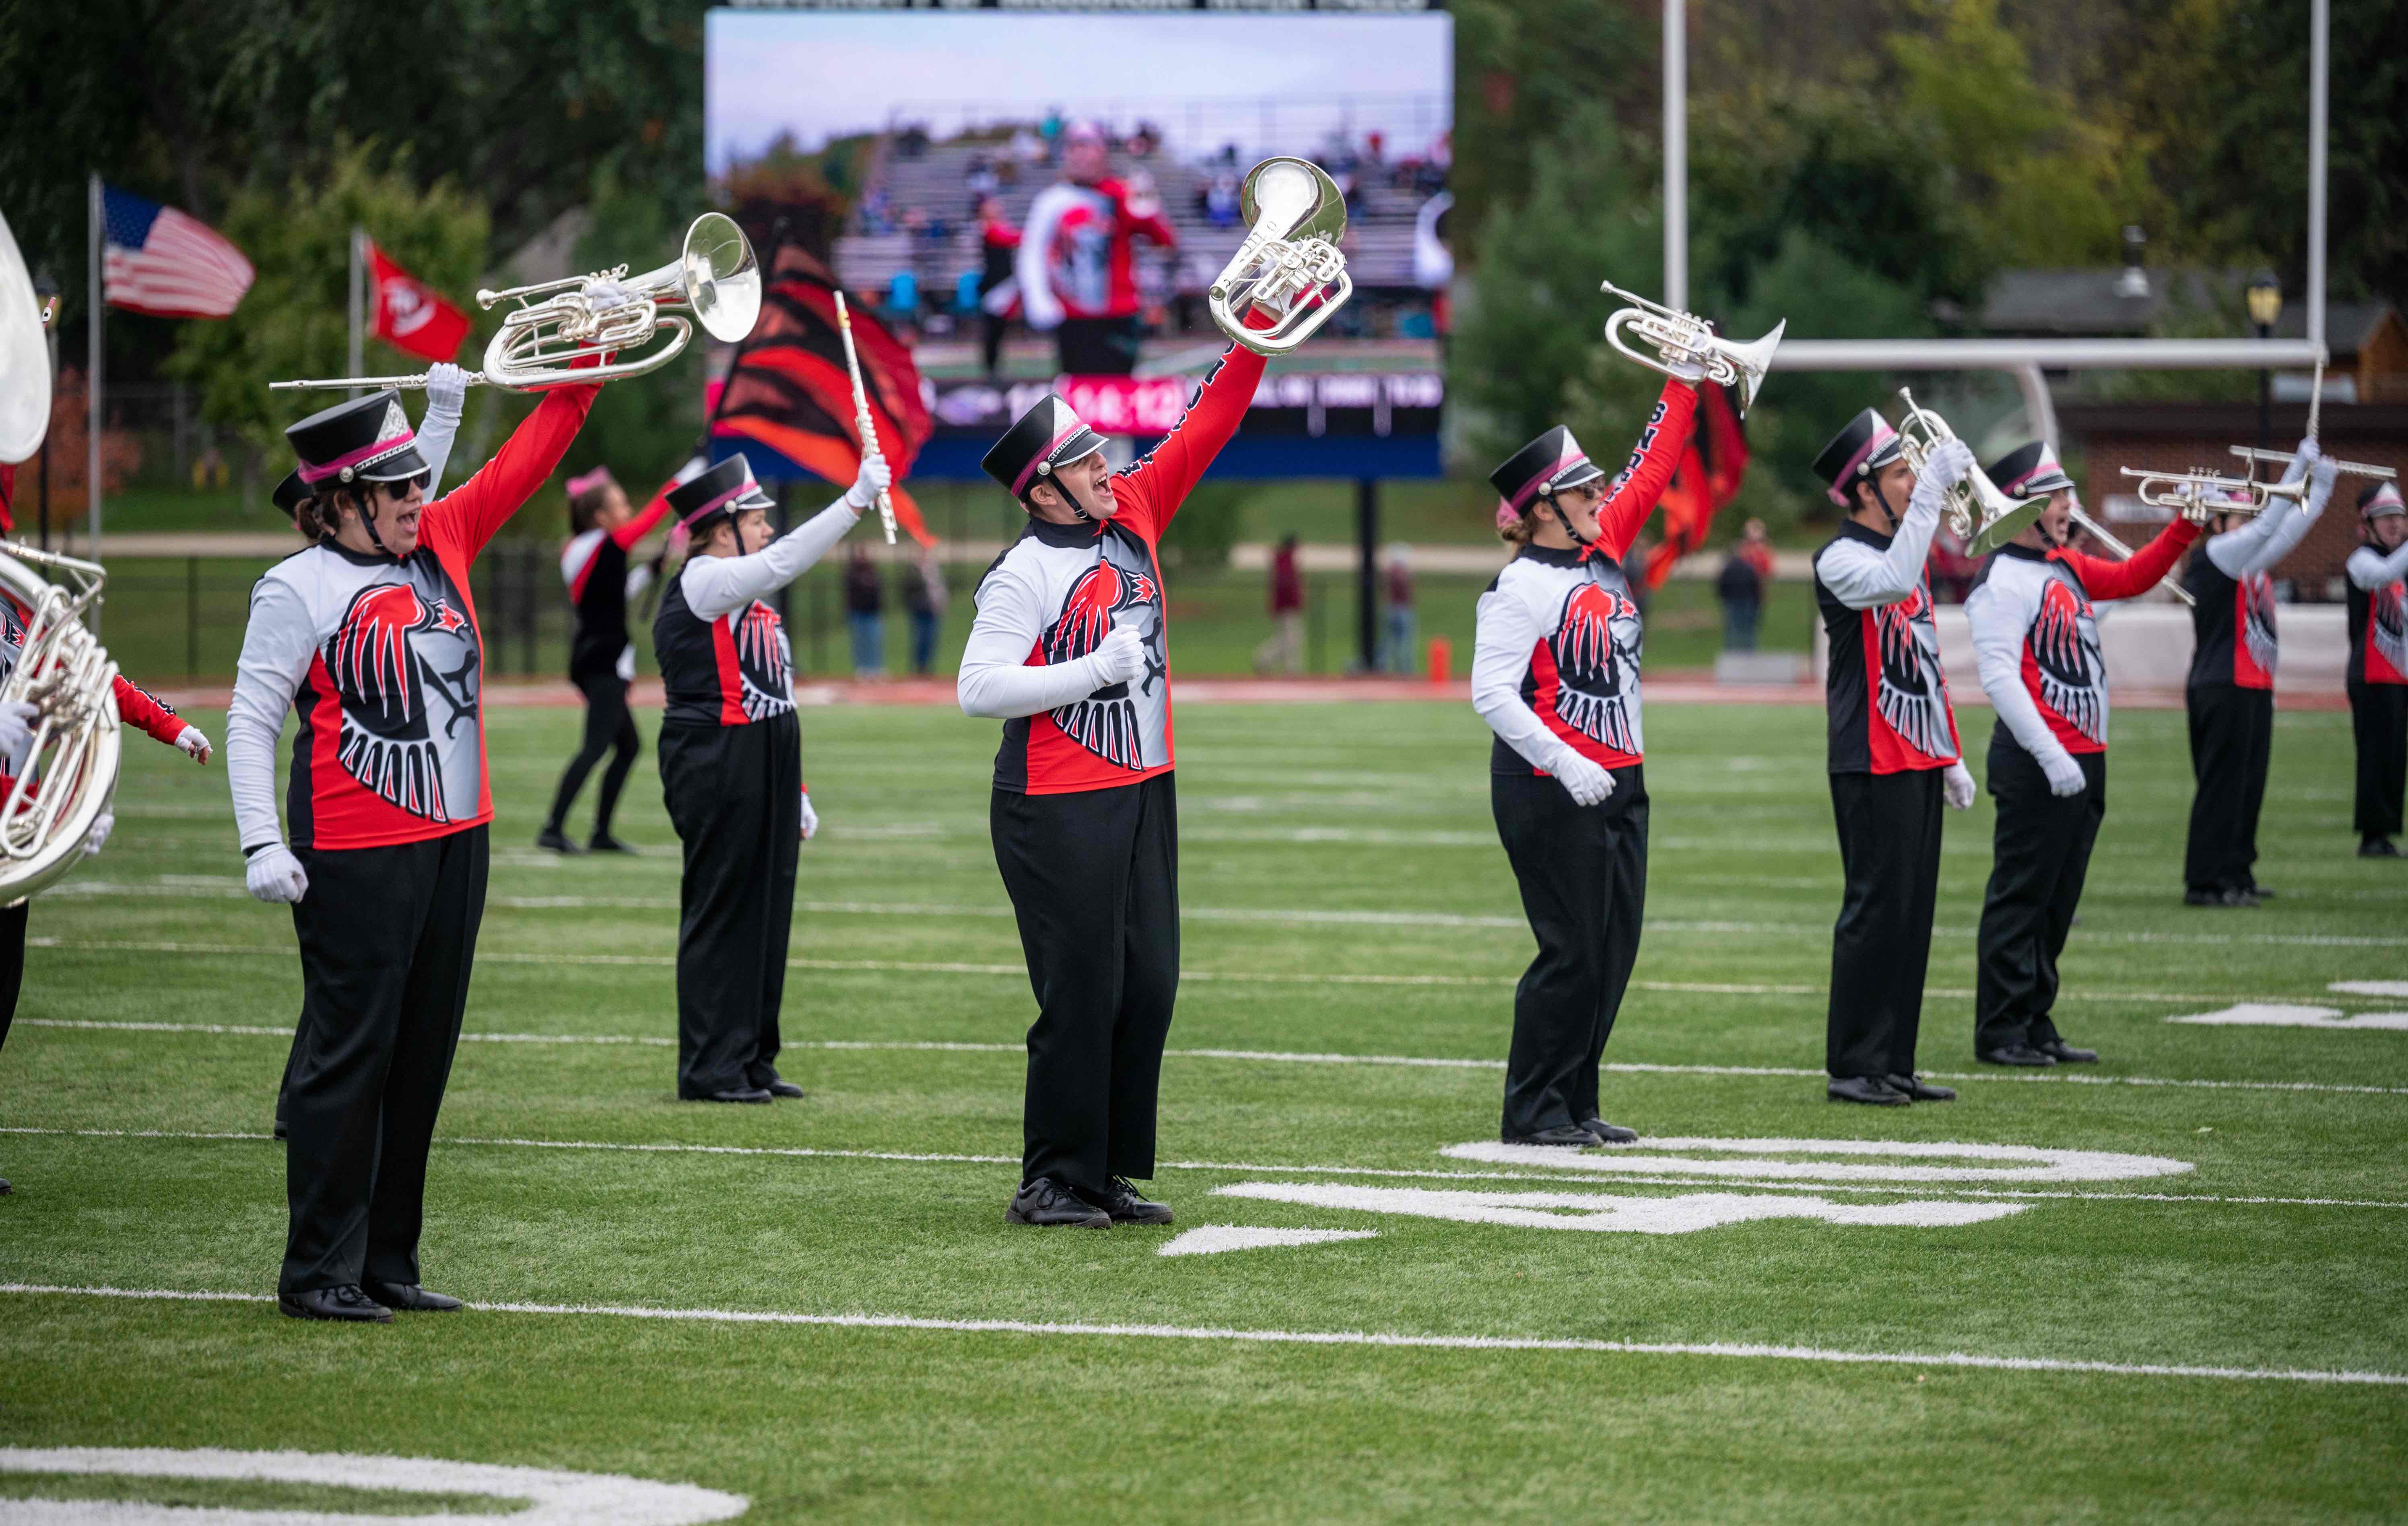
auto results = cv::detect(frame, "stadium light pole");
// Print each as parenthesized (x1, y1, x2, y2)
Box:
(1662, 0, 1686, 311)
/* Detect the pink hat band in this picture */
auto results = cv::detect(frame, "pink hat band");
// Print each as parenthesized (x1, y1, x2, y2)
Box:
(1012, 422, 1086, 498)
(298, 429, 416, 486)
(1824, 423, 1898, 507)
(567, 467, 615, 498)
(676, 482, 752, 532)
(1505, 449, 1591, 516)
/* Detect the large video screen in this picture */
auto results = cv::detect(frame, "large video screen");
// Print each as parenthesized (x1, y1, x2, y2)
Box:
(705, 8, 1451, 479)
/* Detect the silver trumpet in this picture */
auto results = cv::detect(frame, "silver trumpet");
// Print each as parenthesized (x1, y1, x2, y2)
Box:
(0, 543, 120, 907)
(2228, 444, 2397, 483)
(1598, 281, 1784, 415)
(1893, 388, 2046, 555)
(2119, 467, 2299, 520)
(1207, 158, 1352, 356)
(2065, 504, 2195, 607)
(272, 213, 761, 391)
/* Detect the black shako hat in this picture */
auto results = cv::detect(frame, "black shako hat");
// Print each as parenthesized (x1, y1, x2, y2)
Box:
(1813, 408, 1905, 508)
(981, 394, 1107, 503)
(272, 388, 430, 516)
(1489, 426, 1606, 521)
(1985, 440, 2076, 500)
(666, 455, 775, 535)
(2362, 480, 2406, 520)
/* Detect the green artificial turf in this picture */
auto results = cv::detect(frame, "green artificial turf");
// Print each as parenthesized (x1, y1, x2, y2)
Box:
(3, 698, 2404, 1522)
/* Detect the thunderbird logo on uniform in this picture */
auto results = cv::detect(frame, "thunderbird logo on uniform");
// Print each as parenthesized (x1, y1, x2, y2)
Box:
(1874, 588, 1958, 762)
(734, 601, 795, 721)
(1041, 555, 1162, 769)
(324, 577, 482, 823)
(1547, 580, 1641, 756)
(2374, 583, 2408, 680)
(2241, 575, 2278, 681)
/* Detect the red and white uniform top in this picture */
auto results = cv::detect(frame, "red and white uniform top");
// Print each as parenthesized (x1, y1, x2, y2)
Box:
(1813, 489, 1963, 775)
(2347, 536, 2408, 686)
(1966, 519, 2200, 760)
(2182, 444, 2334, 691)
(1015, 176, 1176, 330)
(960, 343, 1268, 795)
(653, 493, 862, 731)
(224, 382, 598, 854)
(1471, 382, 1698, 777)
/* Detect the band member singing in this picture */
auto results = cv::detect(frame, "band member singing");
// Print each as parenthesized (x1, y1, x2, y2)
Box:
(1810, 408, 1978, 1106)
(226, 363, 600, 1322)
(1473, 376, 1698, 1148)
(2346, 481, 2408, 857)
(1965, 442, 2200, 1066)
(1016, 121, 1177, 376)
(653, 450, 886, 1105)
(958, 320, 1271, 1229)
(2181, 440, 2336, 905)
(537, 465, 673, 855)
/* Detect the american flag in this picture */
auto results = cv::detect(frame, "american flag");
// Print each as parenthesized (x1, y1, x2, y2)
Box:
(100, 184, 254, 319)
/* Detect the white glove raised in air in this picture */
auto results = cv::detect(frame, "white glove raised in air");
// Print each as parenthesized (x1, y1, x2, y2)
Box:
(0, 699, 36, 775)
(423, 361, 470, 418)
(175, 724, 213, 764)
(1943, 759, 1977, 812)
(1919, 438, 1976, 491)
(82, 810, 111, 859)
(2307, 452, 2339, 507)
(799, 789, 820, 843)
(1550, 748, 1616, 807)
(1087, 622, 1147, 690)
(2040, 748, 2087, 797)
(579, 278, 637, 314)
(845, 452, 892, 511)
(1665, 355, 1709, 384)
(245, 843, 309, 904)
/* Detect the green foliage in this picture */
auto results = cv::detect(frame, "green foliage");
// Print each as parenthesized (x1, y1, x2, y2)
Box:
(1159, 481, 1252, 571)
(1447, 0, 1652, 237)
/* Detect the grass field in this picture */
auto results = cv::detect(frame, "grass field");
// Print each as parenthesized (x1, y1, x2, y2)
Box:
(3, 696, 2406, 1522)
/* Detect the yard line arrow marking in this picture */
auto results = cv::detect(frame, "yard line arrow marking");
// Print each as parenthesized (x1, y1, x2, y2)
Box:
(1155, 1225, 1379, 1258)
(2166, 1004, 2408, 1030)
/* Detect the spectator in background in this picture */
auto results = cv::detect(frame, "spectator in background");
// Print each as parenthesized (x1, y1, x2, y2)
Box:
(1204, 174, 1240, 230)
(1716, 517, 1773, 651)
(1381, 543, 1416, 675)
(1041, 107, 1064, 161)
(966, 155, 1001, 211)
(1254, 534, 1305, 675)
(1017, 120, 1177, 375)
(886, 269, 921, 336)
(844, 545, 886, 679)
(905, 546, 950, 678)
(975, 196, 1023, 378)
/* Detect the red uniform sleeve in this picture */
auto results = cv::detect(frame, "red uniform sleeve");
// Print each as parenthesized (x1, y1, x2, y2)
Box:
(1125, 203, 1177, 251)
(111, 676, 186, 745)
(1115, 338, 1268, 538)
(428, 380, 603, 561)
(2060, 516, 2202, 600)
(1596, 380, 1701, 560)
(608, 490, 673, 551)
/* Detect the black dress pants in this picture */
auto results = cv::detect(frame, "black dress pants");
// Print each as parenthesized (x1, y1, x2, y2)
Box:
(992, 773, 1179, 1196)
(660, 714, 801, 1098)
(545, 668, 640, 837)
(2184, 684, 2273, 893)
(0, 898, 27, 1059)
(1491, 766, 1649, 1138)
(281, 825, 488, 1295)
(1055, 316, 1141, 376)
(1827, 768, 1944, 1080)
(1974, 740, 2105, 1055)
(2348, 678, 2408, 840)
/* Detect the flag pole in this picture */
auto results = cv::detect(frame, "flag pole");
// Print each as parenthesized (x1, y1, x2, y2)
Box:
(86, 174, 102, 602)
(348, 226, 365, 400)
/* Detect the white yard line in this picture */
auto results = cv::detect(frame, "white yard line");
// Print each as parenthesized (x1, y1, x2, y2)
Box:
(0, 1283, 2398, 1387)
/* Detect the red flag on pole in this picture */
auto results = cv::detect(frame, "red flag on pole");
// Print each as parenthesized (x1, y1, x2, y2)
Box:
(1642, 378, 1751, 590)
(365, 239, 471, 362)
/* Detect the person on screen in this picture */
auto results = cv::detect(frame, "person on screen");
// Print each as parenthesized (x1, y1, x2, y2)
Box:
(1016, 121, 1177, 376)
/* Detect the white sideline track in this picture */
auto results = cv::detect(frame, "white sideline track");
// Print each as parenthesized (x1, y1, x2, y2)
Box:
(2, 1284, 2400, 1388)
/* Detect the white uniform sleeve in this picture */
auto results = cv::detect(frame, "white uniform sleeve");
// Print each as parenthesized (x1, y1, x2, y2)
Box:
(2204, 507, 2285, 579)
(624, 562, 655, 602)
(957, 561, 1104, 719)
(2233, 471, 2333, 575)
(1470, 583, 1573, 774)
(1816, 491, 1943, 610)
(1016, 187, 1070, 331)
(414, 394, 464, 490)
(2349, 543, 2408, 591)
(1965, 574, 2069, 767)
(225, 574, 318, 855)
(679, 496, 861, 622)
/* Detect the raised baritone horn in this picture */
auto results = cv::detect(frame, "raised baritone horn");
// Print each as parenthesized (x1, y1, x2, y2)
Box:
(1206, 157, 1352, 356)
(1892, 389, 2045, 555)
(1598, 280, 1785, 415)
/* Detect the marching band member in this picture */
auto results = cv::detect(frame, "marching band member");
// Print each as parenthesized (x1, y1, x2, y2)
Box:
(2346, 481, 2408, 857)
(227, 363, 600, 1322)
(2180, 440, 2337, 905)
(653, 451, 886, 1105)
(958, 320, 1270, 1230)
(1809, 409, 1978, 1106)
(1016, 121, 1177, 376)
(1965, 444, 2200, 1066)
(1473, 376, 1699, 1148)
(537, 465, 673, 855)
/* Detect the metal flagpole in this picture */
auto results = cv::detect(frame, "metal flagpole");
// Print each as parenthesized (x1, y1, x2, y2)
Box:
(2307, 0, 2328, 360)
(1662, 0, 1686, 311)
(86, 173, 101, 599)
(348, 226, 365, 399)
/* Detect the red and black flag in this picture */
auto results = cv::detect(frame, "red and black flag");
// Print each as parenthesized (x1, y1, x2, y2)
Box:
(712, 245, 938, 545)
(1642, 378, 1750, 591)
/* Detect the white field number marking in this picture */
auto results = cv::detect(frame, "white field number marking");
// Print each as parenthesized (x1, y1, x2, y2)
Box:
(1157, 1225, 1379, 1258)
(2168, 1003, 2408, 1030)
(2329, 981, 2408, 998)
(0, 1448, 747, 1526)
(1212, 1184, 2024, 1234)
(1441, 1138, 2195, 1185)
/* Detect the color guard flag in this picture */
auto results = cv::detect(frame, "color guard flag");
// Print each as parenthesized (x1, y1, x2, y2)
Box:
(1642, 378, 1751, 591)
(365, 238, 472, 363)
(99, 184, 254, 319)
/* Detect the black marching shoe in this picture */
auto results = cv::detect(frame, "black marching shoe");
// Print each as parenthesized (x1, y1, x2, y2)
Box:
(1005, 1177, 1111, 1229)
(1581, 1117, 1640, 1144)
(1977, 1044, 2057, 1067)
(1828, 1075, 1909, 1106)
(1504, 1124, 1606, 1148)
(761, 1076, 805, 1100)
(1094, 1176, 1174, 1225)
(691, 1087, 773, 1105)
(1884, 1073, 1956, 1101)
(534, 825, 583, 855)
(2184, 887, 2260, 908)
(2361, 836, 2399, 859)
(588, 830, 635, 854)
(279, 1284, 393, 1323)
(2247, 884, 2276, 900)
(364, 1280, 463, 1312)
(0, 1177, 10, 1195)
(272, 1118, 288, 1141)
(2034, 1038, 2098, 1063)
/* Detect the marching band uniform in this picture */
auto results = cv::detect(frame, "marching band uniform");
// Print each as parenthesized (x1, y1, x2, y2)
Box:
(959, 333, 1267, 1229)
(227, 375, 599, 1320)
(1473, 382, 1697, 1148)
(2345, 482, 2408, 856)
(539, 467, 673, 854)
(1966, 443, 2200, 1066)
(2180, 440, 2335, 904)
(653, 454, 880, 1105)
(1810, 410, 1977, 1105)
(1016, 122, 1177, 376)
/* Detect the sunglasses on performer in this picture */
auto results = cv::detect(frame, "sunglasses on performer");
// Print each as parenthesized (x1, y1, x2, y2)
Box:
(375, 473, 431, 500)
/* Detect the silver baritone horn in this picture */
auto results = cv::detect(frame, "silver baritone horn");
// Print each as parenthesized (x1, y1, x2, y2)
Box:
(1207, 157, 1353, 356)
(0, 544, 120, 907)
(1893, 388, 2046, 555)
(273, 213, 761, 391)
(1598, 280, 1785, 415)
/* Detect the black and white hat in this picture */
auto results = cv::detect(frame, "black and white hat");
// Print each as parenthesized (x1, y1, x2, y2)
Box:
(1813, 408, 1905, 508)
(666, 455, 775, 535)
(272, 389, 430, 515)
(1489, 426, 1606, 525)
(981, 394, 1107, 503)
(2363, 481, 2406, 520)
(1985, 440, 2076, 500)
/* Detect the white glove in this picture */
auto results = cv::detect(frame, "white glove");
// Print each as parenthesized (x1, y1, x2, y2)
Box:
(2307, 452, 2338, 507)
(1943, 760, 1977, 812)
(2284, 434, 2321, 483)
(799, 789, 819, 842)
(1550, 749, 1616, 807)
(1665, 355, 1709, 384)
(580, 279, 637, 314)
(423, 362, 469, 418)
(1087, 623, 1147, 690)
(845, 452, 892, 511)
(1920, 438, 1976, 491)
(2039, 748, 2086, 797)
(175, 724, 213, 764)
(82, 810, 111, 859)
(0, 699, 35, 774)
(245, 843, 309, 904)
